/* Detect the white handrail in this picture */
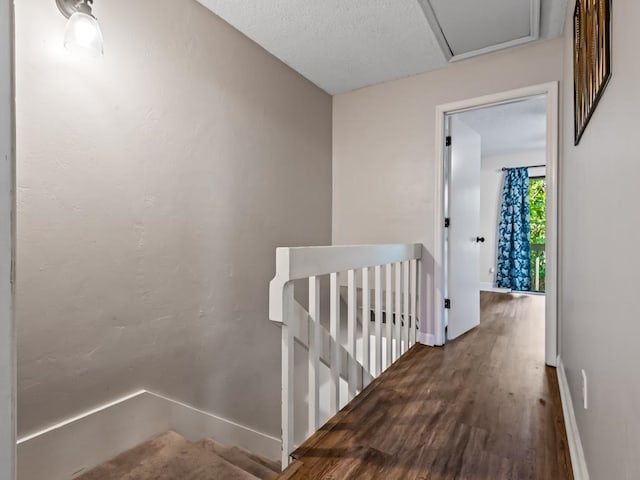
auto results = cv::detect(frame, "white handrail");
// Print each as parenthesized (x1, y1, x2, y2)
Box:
(269, 243, 422, 469)
(270, 244, 422, 324)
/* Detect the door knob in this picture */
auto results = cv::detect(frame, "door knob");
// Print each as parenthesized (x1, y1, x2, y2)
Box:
(476, 236, 485, 243)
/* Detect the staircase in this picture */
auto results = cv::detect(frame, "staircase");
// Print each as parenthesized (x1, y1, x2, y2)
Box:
(76, 243, 422, 479)
(75, 431, 281, 480)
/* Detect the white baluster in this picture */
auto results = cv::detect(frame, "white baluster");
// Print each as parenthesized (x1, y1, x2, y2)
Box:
(269, 244, 425, 469)
(281, 283, 295, 467)
(347, 269, 357, 399)
(385, 264, 393, 369)
(395, 262, 402, 361)
(361, 267, 371, 386)
(374, 265, 383, 376)
(308, 276, 320, 435)
(403, 260, 410, 354)
(329, 272, 340, 413)
(417, 259, 422, 343)
(410, 259, 417, 346)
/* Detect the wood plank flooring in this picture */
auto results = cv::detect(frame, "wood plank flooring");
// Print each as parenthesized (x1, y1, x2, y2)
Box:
(279, 292, 573, 480)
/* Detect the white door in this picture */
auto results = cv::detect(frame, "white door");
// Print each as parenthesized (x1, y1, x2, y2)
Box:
(446, 116, 482, 340)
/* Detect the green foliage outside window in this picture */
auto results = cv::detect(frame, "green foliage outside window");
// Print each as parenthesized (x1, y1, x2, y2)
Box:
(529, 177, 546, 291)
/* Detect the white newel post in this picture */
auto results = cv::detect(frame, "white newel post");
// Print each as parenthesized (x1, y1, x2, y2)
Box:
(280, 283, 295, 468)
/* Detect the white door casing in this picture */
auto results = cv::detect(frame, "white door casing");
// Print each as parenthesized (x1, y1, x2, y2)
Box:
(433, 82, 559, 367)
(0, 0, 15, 478)
(445, 116, 481, 340)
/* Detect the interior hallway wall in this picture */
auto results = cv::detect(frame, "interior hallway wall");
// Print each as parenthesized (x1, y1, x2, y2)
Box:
(480, 151, 545, 287)
(15, 0, 332, 439)
(332, 38, 563, 336)
(560, 0, 640, 478)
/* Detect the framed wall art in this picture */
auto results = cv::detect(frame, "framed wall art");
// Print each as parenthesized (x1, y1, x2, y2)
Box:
(574, 0, 612, 145)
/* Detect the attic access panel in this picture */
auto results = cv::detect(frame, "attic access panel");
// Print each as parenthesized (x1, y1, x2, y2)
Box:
(420, 0, 540, 61)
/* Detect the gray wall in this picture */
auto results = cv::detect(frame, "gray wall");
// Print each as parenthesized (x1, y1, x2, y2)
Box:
(560, 1, 640, 478)
(0, 0, 15, 477)
(15, 0, 332, 438)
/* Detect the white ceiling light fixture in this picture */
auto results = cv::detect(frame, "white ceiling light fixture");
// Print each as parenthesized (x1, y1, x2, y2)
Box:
(56, 0, 104, 57)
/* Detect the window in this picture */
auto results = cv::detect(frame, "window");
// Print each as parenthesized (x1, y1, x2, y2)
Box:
(529, 176, 546, 292)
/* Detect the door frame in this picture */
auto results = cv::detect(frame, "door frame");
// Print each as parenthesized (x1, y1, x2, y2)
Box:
(1, 0, 16, 477)
(433, 82, 559, 367)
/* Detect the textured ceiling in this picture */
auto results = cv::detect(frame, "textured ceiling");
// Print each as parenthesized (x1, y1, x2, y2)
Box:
(197, 0, 568, 94)
(456, 96, 547, 157)
(197, 0, 447, 94)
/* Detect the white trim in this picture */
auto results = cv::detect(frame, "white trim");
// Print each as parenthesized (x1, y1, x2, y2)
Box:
(418, 332, 436, 346)
(479, 283, 512, 293)
(0, 0, 15, 478)
(434, 82, 559, 366)
(16, 391, 281, 480)
(449, 34, 539, 63)
(557, 357, 590, 480)
(418, 0, 540, 62)
(543, 85, 559, 367)
(16, 390, 150, 444)
(17, 391, 169, 480)
(157, 391, 280, 460)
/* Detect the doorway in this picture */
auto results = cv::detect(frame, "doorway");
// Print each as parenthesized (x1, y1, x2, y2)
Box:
(445, 95, 547, 338)
(434, 83, 559, 366)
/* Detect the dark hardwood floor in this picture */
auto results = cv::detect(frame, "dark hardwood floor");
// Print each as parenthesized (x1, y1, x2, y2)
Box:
(279, 292, 573, 480)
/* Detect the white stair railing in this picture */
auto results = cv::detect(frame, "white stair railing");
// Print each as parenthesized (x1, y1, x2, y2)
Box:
(269, 244, 422, 468)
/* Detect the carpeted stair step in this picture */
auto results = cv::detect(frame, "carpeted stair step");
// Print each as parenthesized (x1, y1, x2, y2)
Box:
(75, 431, 259, 480)
(232, 444, 282, 474)
(197, 439, 279, 480)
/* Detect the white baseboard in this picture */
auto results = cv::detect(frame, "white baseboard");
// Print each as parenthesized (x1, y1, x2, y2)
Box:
(418, 332, 437, 346)
(556, 357, 590, 480)
(17, 390, 280, 480)
(480, 282, 512, 293)
(155, 392, 280, 460)
(17, 391, 169, 480)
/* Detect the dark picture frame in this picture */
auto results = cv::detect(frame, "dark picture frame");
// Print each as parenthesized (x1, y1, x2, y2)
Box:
(574, 0, 612, 145)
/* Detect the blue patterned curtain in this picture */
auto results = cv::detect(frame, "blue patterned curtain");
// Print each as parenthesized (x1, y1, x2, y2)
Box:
(497, 167, 531, 291)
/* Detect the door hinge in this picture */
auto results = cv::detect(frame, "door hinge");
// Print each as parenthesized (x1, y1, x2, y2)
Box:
(445, 136, 452, 147)
(444, 298, 451, 309)
(444, 217, 450, 228)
